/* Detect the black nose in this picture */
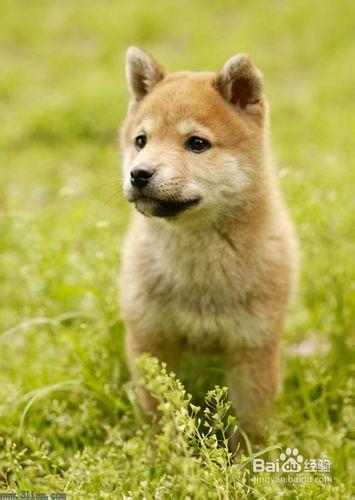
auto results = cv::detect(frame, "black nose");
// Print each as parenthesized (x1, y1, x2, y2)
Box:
(130, 166, 154, 189)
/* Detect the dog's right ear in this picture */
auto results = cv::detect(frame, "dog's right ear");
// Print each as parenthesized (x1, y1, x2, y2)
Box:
(126, 46, 165, 100)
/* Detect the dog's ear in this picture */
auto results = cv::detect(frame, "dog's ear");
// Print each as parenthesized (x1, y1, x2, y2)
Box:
(214, 54, 263, 110)
(126, 46, 165, 100)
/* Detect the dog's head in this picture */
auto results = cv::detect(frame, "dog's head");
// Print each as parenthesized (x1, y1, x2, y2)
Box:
(120, 47, 267, 221)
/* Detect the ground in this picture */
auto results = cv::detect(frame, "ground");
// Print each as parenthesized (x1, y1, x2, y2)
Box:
(0, 0, 353, 497)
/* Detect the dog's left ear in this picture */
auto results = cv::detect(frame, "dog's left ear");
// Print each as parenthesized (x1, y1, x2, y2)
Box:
(214, 54, 263, 110)
(126, 46, 165, 100)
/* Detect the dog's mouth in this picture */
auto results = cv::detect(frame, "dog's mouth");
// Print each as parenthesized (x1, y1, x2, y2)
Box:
(134, 195, 201, 218)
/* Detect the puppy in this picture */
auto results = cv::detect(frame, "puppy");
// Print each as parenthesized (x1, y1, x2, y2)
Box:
(119, 47, 298, 439)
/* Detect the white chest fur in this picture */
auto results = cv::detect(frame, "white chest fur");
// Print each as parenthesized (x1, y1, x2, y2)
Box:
(120, 215, 284, 351)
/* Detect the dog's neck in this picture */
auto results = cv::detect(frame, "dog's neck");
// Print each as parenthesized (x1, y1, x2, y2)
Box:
(141, 187, 275, 250)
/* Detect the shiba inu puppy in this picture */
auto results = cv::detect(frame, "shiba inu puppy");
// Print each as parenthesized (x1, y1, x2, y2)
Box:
(120, 47, 298, 439)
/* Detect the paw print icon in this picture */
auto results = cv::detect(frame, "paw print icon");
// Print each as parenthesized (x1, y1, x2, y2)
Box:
(279, 448, 303, 473)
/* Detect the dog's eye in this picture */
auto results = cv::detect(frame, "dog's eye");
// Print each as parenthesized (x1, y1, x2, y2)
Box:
(185, 136, 211, 153)
(135, 135, 147, 150)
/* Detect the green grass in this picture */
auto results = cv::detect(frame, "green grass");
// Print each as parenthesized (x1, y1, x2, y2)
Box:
(0, 0, 354, 497)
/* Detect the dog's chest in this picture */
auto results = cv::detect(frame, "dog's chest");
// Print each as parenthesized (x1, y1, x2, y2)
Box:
(143, 230, 254, 347)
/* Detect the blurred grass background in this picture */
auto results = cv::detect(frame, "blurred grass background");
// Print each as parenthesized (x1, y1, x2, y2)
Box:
(0, 0, 354, 497)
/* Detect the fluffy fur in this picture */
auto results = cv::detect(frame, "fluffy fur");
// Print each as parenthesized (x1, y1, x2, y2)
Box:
(119, 47, 298, 438)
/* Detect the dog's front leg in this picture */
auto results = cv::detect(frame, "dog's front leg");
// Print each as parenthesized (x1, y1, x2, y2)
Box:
(125, 329, 182, 416)
(226, 342, 281, 441)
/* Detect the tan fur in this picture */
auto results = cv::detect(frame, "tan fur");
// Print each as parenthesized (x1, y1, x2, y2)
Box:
(119, 47, 298, 439)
